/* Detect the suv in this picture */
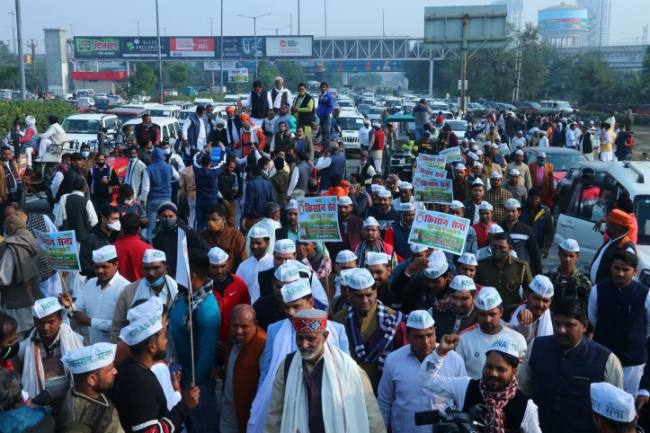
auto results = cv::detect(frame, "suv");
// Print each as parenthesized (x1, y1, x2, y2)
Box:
(554, 160, 650, 283)
(61, 113, 120, 148)
(338, 112, 365, 157)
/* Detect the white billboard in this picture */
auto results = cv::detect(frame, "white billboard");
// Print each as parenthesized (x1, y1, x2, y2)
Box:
(265, 36, 313, 57)
(227, 68, 249, 83)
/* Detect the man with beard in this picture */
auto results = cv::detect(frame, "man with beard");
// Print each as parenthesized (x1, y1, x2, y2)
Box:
(545, 239, 592, 311)
(353, 217, 395, 267)
(509, 275, 555, 344)
(452, 163, 470, 203)
(486, 171, 512, 224)
(265, 308, 385, 433)
(61, 343, 123, 432)
(326, 196, 363, 260)
(236, 226, 274, 303)
(384, 202, 416, 262)
(109, 299, 200, 433)
(501, 198, 542, 275)
(455, 287, 527, 379)
(472, 201, 496, 249)
(365, 252, 399, 309)
(420, 334, 541, 433)
(517, 299, 623, 433)
(431, 275, 478, 340)
(88, 153, 120, 212)
(464, 179, 486, 224)
(208, 247, 250, 343)
(401, 250, 452, 314)
(366, 188, 400, 234)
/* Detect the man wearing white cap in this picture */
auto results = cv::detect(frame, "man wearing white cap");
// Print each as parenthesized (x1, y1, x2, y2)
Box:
(244, 202, 282, 259)
(545, 238, 592, 312)
(399, 250, 452, 313)
(378, 310, 466, 433)
(384, 202, 416, 262)
(64, 245, 130, 344)
(275, 199, 300, 243)
(591, 382, 637, 433)
(366, 187, 400, 234)
(455, 286, 527, 379)
(208, 246, 251, 342)
(236, 225, 274, 303)
(509, 275, 554, 344)
(327, 195, 363, 260)
(511, 149, 532, 190)
(329, 249, 357, 302)
(109, 298, 200, 433)
(169, 249, 220, 433)
(389, 243, 430, 288)
(333, 267, 406, 391)
(518, 299, 623, 433)
(486, 170, 512, 224)
(452, 163, 470, 203)
(365, 251, 400, 309)
(506, 168, 528, 205)
(17, 297, 85, 416)
(502, 197, 543, 275)
(472, 201, 496, 248)
(248, 279, 348, 433)
(110, 249, 178, 342)
(511, 130, 527, 153)
(464, 180, 486, 224)
(421, 334, 542, 433)
(528, 152, 554, 208)
(431, 275, 478, 340)
(61, 342, 122, 432)
(391, 181, 415, 210)
(354, 217, 396, 268)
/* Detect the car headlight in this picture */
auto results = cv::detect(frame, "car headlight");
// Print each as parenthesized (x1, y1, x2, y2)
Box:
(640, 269, 650, 286)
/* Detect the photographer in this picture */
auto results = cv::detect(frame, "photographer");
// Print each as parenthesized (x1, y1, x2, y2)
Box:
(419, 334, 542, 433)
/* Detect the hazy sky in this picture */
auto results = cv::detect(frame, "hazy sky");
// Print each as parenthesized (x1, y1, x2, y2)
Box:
(2, 0, 648, 53)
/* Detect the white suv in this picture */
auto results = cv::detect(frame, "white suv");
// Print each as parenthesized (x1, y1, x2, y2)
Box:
(553, 160, 650, 283)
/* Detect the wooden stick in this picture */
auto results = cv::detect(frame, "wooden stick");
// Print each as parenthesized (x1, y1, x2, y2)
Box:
(59, 272, 75, 311)
(187, 286, 196, 386)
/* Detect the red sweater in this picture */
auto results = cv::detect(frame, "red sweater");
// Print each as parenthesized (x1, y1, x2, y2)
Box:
(212, 274, 251, 341)
(114, 234, 152, 282)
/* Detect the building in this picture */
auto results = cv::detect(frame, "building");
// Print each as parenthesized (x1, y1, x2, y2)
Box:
(575, 0, 611, 47)
(492, 0, 524, 31)
(538, 3, 589, 48)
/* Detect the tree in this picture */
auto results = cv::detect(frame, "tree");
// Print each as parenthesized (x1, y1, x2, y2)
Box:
(256, 61, 280, 89)
(165, 62, 188, 88)
(275, 61, 307, 89)
(121, 62, 158, 98)
(640, 46, 650, 102)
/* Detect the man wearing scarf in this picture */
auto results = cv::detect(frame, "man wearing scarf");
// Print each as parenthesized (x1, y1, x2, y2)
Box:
(353, 217, 396, 268)
(509, 275, 554, 345)
(420, 334, 542, 433)
(333, 267, 406, 392)
(265, 308, 385, 433)
(169, 249, 220, 433)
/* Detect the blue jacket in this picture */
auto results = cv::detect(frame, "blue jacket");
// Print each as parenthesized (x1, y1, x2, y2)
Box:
(169, 290, 220, 387)
(244, 175, 276, 219)
(145, 147, 173, 202)
(316, 92, 335, 117)
(259, 318, 349, 385)
(193, 165, 220, 202)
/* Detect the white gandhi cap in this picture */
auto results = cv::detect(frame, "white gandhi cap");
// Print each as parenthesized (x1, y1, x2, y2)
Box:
(590, 382, 636, 423)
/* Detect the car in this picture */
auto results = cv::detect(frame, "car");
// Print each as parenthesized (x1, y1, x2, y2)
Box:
(61, 113, 120, 148)
(636, 104, 650, 117)
(338, 112, 365, 156)
(523, 147, 586, 188)
(540, 100, 574, 113)
(442, 119, 468, 139)
(366, 106, 384, 123)
(106, 107, 149, 125)
(194, 97, 215, 106)
(123, 116, 181, 149)
(466, 102, 485, 112)
(357, 104, 371, 116)
(553, 161, 650, 282)
(516, 102, 542, 113)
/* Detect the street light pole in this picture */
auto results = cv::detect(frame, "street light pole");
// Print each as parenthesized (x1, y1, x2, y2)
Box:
(238, 13, 271, 78)
(382, 9, 385, 37)
(263, 24, 291, 36)
(297, 0, 300, 35)
(136, 20, 141, 36)
(8, 10, 16, 54)
(208, 16, 214, 37)
(323, 0, 327, 37)
(155, 0, 163, 102)
(14, 0, 25, 99)
(220, 0, 224, 92)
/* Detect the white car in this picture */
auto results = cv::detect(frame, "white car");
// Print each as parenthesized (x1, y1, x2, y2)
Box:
(553, 160, 650, 283)
(442, 119, 468, 139)
(61, 113, 120, 148)
(338, 113, 365, 156)
(123, 116, 181, 148)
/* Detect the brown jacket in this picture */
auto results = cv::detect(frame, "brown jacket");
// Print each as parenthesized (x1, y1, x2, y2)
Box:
(0, 163, 7, 200)
(223, 326, 267, 433)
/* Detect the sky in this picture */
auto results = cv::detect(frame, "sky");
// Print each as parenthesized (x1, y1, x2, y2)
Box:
(1, 0, 648, 53)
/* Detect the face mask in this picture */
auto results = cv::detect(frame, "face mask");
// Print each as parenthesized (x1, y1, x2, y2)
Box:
(129, 157, 138, 162)
(163, 148, 171, 155)
(81, 151, 90, 158)
(0, 343, 18, 360)
(493, 249, 507, 260)
(145, 275, 165, 287)
(537, 158, 545, 165)
(159, 217, 177, 231)
(107, 221, 121, 232)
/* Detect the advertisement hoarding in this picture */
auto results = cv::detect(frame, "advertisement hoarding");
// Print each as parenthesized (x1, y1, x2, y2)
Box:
(220, 37, 265, 59)
(227, 68, 249, 83)
(169, 37, 216, 58)
(122, 37, 169, 58)
(265, 36, 313, 57)
(74, 37, 121, 58)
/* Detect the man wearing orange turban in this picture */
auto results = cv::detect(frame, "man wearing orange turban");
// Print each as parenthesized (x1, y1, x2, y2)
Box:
(590, 209, 637, 283)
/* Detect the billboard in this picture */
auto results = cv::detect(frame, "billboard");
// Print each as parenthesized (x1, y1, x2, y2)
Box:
(122, 37, 169, 58)
(203, 60, 238, 71)
(265, 36, 313, 57)
(169, 37, 216, 58)
(74, 37, 121, 58)
(538, 7, 589, 32)
(227, 68, 249, 83)
(221, 36, 265, 59)
(424, 5, 508, 50)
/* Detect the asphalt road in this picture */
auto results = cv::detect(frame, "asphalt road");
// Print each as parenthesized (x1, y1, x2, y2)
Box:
(24, 192, 53, 217)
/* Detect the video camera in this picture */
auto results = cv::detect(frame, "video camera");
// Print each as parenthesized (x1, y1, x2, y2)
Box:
(415, 405, 490, 433)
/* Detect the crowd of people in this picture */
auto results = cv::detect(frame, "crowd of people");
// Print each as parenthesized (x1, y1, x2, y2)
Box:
(0, 78, 645, 433)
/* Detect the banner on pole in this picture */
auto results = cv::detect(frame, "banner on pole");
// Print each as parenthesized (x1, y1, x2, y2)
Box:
(439, 146, 463, 163)
(408, 210, 470, 255)
(297, 197, 342, 242)
(413, 166, 453, 204)
(35, 230, 81, 272)
(416, 154, 447, 171)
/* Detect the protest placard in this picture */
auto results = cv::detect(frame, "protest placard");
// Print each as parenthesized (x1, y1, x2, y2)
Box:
(297, 196, 342, 242)
(416, 154, 447, 171)
(413, 165, 453, 204)
(35, 230, 81, 271)
(439, 146, 463, 163)
(408, 210, 470, 255)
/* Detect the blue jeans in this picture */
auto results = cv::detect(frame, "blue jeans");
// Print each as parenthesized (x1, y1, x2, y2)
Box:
(319, 115, 331, 150)
(195, 199, 219, 232)
(145, 198, 167, 241)
(187, 381, 219, 433)
(415, 124, 425, 141)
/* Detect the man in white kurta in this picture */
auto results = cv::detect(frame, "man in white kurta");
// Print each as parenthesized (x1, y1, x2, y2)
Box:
(236, 226, 274, 303)
(70, 245, 129, 343)
(455, 286, 527, 379)
(377, 310, 467, 433)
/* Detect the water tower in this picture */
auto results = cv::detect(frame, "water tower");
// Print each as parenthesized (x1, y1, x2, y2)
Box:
(538, 3, 589, 48)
